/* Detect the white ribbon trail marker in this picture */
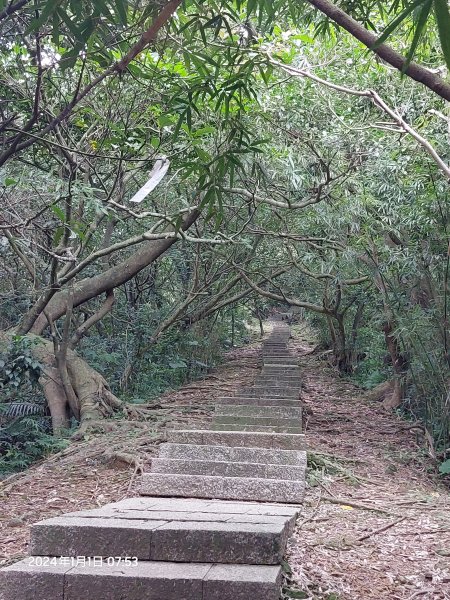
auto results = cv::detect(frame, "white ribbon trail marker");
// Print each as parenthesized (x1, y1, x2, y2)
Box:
(129, 157, 170, 203)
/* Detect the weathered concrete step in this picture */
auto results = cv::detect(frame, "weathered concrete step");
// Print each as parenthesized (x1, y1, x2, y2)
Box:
(263, 356, 297, 361)
(151, 457, 305, 481)
(255, 376, 302, 382)
(252, 383, 301, 390)
(261, 370, 301, 376)
(70, 496, 301, 518)
(218, 396, 302, 407)
(166, 429, 305, 449)
(141, 473, 305, 503)
(253, 377, 302, 389)
(243, 385, 300, 392)
(172, 422, 303, 434)
(1, 558, 282, 600)
(240, 389, 299, 398)
(243, 388, 301, 397)
(215, 405, 303, 418)
(255, 375, 302, 381)
(209, 424, 303, 434)
(213, 415, 301, 427)
(30, 514, 292, 565)
(262, 364, 299, 369)
(159, 443, 306, 466)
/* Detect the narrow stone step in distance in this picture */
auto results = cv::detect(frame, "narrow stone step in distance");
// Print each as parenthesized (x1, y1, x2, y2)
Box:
(159, 443, 306, 466)
(151, 457, 306, 481)
(217, 396, 303, 407)
(166, 429, 305, 449)
(215, 405, 303, 418)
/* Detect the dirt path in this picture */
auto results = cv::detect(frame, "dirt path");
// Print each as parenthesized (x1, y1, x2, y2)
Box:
(0, 344, 260, 566)
(285, 324, 450, 600)
(1, 325, 449, 600)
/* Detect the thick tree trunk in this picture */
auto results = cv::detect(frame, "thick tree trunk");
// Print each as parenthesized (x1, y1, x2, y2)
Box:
(382, 321, 407, 410)
(1, 333, 121, 435)
(18, 210, 200, 335)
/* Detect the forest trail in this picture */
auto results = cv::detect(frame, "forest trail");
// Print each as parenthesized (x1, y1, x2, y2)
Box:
(0, 322, 449, 599)
(0, 320, 304, 598)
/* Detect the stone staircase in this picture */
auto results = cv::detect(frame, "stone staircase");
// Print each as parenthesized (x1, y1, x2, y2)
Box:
(0, 320, 306, 599)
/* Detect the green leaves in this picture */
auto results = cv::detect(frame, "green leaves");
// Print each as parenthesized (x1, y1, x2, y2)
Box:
(371, 0, 428, 49)
(439, 459, 450, 474)
(434, 0, 450, 69)
(371, 0, 450, 70)
(403, 0, 433, 72)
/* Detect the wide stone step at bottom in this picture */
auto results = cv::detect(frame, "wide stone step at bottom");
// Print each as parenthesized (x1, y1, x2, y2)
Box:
(150, 457, 305, 481)
(29, 514, 292, 565)
(141, 473, 305, 503)
(159, 443, 306, 466)
(69, 496, 300, 519)
(166, 429, 305, 449)
(1, 559, 281, 600)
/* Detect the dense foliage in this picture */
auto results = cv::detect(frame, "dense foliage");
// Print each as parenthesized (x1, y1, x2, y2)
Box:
(1, 0, 450, 474)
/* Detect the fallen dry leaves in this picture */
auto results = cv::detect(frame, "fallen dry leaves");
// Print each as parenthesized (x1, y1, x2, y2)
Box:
(285, 324, 450, 600)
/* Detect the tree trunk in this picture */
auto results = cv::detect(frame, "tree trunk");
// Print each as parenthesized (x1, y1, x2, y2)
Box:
(382, 321, 407, 410)
(1, 333, 121, 435)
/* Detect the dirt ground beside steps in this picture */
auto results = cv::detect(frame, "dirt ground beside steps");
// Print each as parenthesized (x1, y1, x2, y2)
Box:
(284, 324, 450, 600)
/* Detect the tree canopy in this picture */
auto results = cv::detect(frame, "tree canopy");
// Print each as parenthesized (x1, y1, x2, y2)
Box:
(1, 0, 450, 473)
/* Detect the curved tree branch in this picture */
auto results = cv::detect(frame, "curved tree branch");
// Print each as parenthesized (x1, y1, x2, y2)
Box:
(306, 0, 450, 102)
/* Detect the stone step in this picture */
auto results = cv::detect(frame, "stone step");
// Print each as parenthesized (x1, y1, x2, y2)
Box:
(253, 376, 302, 389)
(218, 397, 303, 407)
(141, 473, 306, 503)
(252, 383, 301, 390)
(240, 389, 299, 398)
(166, 429, 305, 449)
(150, 457, 305, 481)
(1, 558, 282, 600)
(159, 443, 306, 466)
(70, 496, 301, 518)
(30, 514, 292, 565)
(215, 405, 303, 418)
(262, 363, 299, 368)
(263, 358, 299, 369)
(209, 424, 303, 434)
(261, 370, 301, 376)
(256, 375, 302, 381)
(262, 356, 295, 359)
(213, 415, 301, 428)
(255, 375, 302, 382)
(244, 388, 301, 397)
